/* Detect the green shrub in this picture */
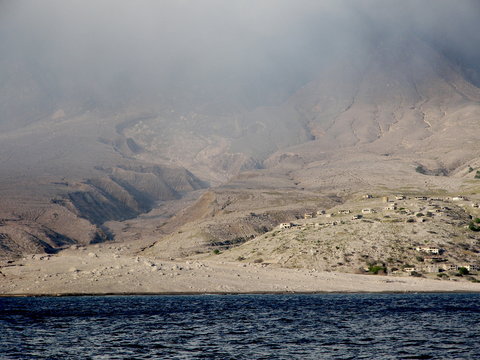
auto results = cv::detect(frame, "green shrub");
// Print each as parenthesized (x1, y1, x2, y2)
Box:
(458, 267, 470, 275)
(469, 223, 480, 232)
(416, 165, 427, 174)
(213, 249, 221, 255)
(368, 265, 387, 274)
(475, 171, 480, 179)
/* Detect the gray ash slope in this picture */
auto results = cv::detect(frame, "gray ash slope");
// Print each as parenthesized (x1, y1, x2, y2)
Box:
(1, 1, 480, 258)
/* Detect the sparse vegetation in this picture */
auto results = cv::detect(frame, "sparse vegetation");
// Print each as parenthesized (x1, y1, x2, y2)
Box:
(458, 267, 469, 275)
(468, 222, 480, 232)
(368, 265, 386, 274)
(415, 165, 427, 175)
(140, 189, 480, 282)
(213, 249, 221, 255)
(475, 171, 480, 179)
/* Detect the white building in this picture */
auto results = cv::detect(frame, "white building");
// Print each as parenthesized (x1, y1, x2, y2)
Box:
(415, 246, 441, 254)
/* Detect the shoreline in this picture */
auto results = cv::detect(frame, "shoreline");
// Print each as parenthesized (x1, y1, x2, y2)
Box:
(3, 289, 480, 298)
(3, 248, 480, 296)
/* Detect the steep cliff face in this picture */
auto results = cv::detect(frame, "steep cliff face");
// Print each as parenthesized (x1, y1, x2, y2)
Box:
(0, 163, 207, 258)
(67, 165, 207, 226)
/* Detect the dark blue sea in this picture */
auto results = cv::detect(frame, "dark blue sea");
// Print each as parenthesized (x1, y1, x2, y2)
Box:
(1, 293, 480, 359)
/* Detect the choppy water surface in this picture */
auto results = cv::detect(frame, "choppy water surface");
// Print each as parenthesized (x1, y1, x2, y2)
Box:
(1, 293, 480, 359)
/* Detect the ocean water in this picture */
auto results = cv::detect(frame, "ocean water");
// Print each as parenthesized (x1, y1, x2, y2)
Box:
(1, 293, 480, 359)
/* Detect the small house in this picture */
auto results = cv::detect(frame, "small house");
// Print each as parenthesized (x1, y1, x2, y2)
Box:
(279, 222, 293, 229)
(415, 196, 428, 201)
(415, 246, 441, 254)
(441, 263, 458, 271)
(424, 264, 441, 273)
(423, 256, 446, 263)
(452, 196, 467, 201)
(461, 264, 480, 272)
(362, 208, 375, 214)
(338, 209, 351, 215)
(395, 195, 406, 200)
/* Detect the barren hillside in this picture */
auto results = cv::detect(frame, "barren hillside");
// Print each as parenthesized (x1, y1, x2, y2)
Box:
(1, 3, 480, 273)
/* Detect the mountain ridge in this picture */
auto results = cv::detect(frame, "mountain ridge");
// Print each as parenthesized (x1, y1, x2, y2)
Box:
(2, 35, 480, 259)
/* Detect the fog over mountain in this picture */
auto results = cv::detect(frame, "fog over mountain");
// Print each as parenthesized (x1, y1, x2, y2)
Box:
(1, 0, 480, 126)
(1, 0, 480, 258)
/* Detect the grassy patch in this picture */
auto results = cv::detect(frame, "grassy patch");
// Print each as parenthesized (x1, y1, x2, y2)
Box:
(368, 265, 387, 274)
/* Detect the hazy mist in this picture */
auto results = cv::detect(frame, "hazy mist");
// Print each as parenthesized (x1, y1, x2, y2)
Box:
(2, 1, 480, 261)
(1, 0, 480, 127)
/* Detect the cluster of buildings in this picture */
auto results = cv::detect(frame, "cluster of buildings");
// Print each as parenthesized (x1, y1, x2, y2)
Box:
(275, 192, 480, 276)
(410, 246, 479, 273)
(279, 193, 477, 228)
(404, 263, 480, 274)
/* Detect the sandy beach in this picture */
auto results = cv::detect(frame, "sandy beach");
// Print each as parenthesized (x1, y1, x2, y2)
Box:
(2, 242, 480, 296)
